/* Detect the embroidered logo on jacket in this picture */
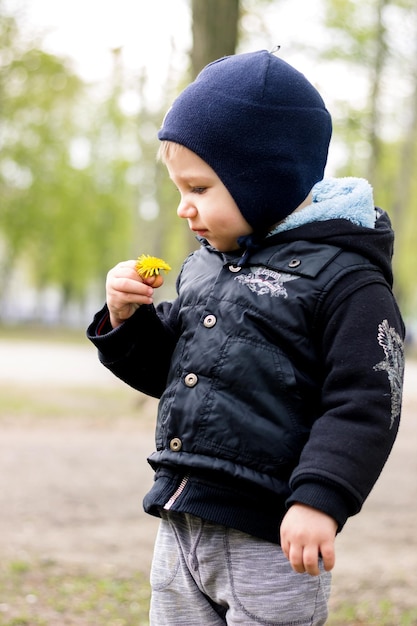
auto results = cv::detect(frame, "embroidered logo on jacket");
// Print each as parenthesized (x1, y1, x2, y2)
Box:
(373, 319, 404, 429)
(235, 267, 299, 298)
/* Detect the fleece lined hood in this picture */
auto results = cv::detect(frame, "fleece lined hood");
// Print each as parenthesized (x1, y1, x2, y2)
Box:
(265, 177, 395, 287)
(272, 177, 376, 233)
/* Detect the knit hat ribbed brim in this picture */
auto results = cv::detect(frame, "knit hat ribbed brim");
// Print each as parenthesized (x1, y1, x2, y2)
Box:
(158, 50, 332, 234)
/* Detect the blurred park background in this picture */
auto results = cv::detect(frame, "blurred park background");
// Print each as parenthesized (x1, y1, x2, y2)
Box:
(1, 0, 417, 329)
(1, 0, 417, 624)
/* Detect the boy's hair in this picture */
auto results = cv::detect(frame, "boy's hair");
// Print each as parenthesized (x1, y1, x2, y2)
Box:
(158, 50, 332, 235)
(157, 140, 183, 165)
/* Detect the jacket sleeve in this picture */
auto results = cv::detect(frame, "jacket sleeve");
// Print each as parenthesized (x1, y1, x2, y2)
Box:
(86, 299, 180, 398)
(286, 276, 405, 530)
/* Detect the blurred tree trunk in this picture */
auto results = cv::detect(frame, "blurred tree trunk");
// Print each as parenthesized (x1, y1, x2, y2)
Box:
(392, 1, 417, 222)
(366, 0, 389, 183)
(177, 0, 241, 255)
(389, 4, 417, 308)
(191, 0, 240, 78)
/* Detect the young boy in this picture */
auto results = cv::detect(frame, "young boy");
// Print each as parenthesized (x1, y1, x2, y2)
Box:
(87, 50, 405, 625)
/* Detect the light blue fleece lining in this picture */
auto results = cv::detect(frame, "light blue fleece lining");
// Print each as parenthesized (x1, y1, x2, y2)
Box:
(269, 177, 376, 236)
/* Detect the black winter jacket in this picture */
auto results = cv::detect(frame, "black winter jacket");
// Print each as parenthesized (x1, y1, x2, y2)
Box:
(87, 178, 405, 544)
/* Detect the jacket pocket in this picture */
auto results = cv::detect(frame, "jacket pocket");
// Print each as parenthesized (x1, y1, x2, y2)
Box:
(194, 335, 309, 473)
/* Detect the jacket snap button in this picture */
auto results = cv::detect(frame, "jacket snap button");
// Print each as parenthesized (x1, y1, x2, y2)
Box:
(203, 314, 217, 328)
(184, 373, 198, 387)
(228, 264, 242, 273)
(169, 437, 182, 452)
(288, 258, 301, 268)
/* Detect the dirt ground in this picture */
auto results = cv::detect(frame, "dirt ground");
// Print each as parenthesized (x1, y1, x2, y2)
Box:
(0, 339, 416, 615)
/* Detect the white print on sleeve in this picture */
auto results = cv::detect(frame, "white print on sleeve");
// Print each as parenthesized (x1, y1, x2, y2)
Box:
(235, 268, 299, 298)
(373, 319, 405, 429)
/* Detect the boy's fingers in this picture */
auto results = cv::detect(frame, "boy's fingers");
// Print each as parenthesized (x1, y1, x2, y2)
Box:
(320, 543, 336, 572)
(301, 545, 321, 576)
(142, 274, 164, 288)
(288, 544, 305, 574)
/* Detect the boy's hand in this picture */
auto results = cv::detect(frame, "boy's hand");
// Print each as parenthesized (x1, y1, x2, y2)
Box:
(280, 503, 337, 576)
(106, 260, 164, 329)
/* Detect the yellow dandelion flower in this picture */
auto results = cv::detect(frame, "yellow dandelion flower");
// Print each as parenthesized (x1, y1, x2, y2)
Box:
(135, 254, 172, 279)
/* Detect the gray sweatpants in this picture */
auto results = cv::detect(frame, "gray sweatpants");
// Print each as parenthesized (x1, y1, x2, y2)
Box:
(150, 511, 331, 625)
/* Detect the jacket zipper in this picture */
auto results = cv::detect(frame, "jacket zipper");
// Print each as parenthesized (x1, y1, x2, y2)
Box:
(163, 474, 189, 510)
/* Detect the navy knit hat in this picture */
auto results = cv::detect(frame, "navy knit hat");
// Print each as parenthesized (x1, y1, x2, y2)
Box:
(158, 49, 332, 235)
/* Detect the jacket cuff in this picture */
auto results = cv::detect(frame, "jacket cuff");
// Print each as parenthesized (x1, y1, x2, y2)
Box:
(86, 304, 152, 363)
(285, 482, 353, 532)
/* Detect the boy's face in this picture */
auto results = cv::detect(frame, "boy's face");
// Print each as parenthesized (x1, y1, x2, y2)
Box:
(165, 145, 253, 252)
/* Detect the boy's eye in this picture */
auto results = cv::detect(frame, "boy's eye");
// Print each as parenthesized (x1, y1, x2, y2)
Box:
(191, 186, 206, 194)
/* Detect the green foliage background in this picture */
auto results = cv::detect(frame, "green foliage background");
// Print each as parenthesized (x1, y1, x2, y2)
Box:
(1, 0, 417, 320)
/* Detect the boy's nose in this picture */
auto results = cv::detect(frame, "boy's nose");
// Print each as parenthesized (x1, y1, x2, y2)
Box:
(177, 200, 197, 219)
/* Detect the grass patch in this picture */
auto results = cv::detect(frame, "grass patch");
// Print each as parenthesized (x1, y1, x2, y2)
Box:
(328, 599, 417, 625)
(0, 559, 151, 626)
(1, 559, 416, 626)
(0, 383, 157, 427)
(0, 324, 88, 345)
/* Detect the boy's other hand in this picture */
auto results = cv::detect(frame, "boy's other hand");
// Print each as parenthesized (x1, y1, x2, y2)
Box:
(280, 503, 337, 576)
(106, 260, 164, 328)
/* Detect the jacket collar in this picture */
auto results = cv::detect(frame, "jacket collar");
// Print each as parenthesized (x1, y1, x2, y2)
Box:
(269, 177, 376, 236)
